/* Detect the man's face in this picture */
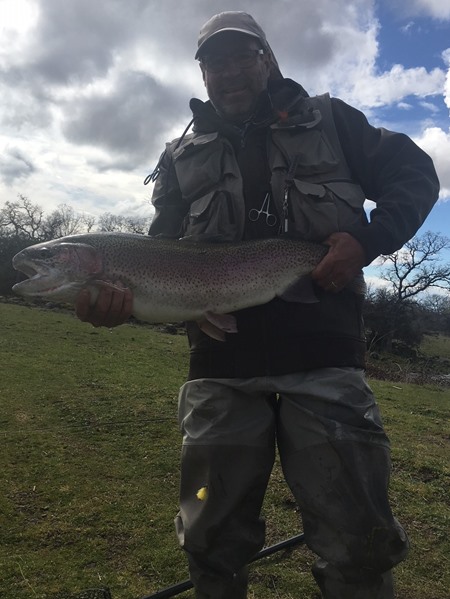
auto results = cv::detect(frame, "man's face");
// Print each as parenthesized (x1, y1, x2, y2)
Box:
(199, 32, 271, 122)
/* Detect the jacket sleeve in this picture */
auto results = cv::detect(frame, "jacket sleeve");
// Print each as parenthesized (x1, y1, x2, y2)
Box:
(148, 145, 188, 238)
(331, 98, 440, 265)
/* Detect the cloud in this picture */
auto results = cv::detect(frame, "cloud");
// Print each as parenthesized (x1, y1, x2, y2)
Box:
(419, 100, 441, 113)
(413, 49, 450, 201)
(19, 0, 139, 85)
(443, 48, 450, 112)
(415, 127, 450, 199)
(350, 65, 445, 109)
(61, 70, 188, 169)
(0, 147, 36, 185)
(388, 0, 450, 20)
(410, 0, 450, 20)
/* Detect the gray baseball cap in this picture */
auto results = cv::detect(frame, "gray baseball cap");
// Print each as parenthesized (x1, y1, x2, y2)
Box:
(195, 11, 268, 58)
(195, 11, 283, 79)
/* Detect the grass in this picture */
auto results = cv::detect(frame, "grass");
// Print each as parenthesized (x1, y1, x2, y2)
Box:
(0, 302, 449, 599)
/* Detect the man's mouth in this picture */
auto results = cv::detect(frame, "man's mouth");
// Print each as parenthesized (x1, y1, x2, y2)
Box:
(223, 86, 248, 97)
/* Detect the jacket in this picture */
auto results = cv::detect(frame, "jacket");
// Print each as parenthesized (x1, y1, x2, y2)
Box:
(149, 78, 440, 379)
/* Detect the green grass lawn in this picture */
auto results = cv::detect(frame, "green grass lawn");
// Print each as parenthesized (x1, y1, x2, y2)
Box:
(0, 303, 449, 599)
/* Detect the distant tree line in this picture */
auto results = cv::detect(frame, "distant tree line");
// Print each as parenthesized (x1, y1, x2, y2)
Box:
(0, 195, 152, 295)
(2, 195, 450, 349)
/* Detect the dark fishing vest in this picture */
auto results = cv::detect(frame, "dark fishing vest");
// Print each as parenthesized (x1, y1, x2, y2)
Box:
(169, 93, 368, 243)
(151, 92, 369, 378)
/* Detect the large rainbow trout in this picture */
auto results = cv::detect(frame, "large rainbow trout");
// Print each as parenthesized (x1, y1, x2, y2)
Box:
(12, 233, 362, 340)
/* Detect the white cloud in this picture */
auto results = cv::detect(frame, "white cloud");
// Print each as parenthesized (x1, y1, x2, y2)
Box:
(411, 49, 450, 201)
(419, 100, 441, 113)
(0, 0, 39, 68)
(364, 274, 390, 291)
(443, 48, 450, 112)
(388, 0, 450, 20)
(410, 0, 450, 20)
(340, 64, 445, 110)
(414, 127, 450, 200)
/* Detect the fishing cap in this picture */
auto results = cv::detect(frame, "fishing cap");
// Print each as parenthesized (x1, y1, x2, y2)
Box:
(195, 11, 283, 79)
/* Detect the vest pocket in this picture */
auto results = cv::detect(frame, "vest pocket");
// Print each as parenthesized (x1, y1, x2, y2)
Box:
(182, 190, 238, 241)
(271, 129, 339, 176)
(287, 179, 366, 241)
(324, 181, 368, 229)
(174, 133, 225, 202)
(288, 179, 338, 241)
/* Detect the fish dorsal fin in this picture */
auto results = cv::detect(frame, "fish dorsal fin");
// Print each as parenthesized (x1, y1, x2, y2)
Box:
(198, 311, 238, 341)
(279, 276, 319, 304)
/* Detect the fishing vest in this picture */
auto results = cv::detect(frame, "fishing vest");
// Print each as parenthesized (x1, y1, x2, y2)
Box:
(169, 93, 368, 242)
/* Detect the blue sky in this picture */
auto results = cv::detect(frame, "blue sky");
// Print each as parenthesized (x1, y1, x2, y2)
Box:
(375, 3, 449, 135)
(0, 0, 449, 270)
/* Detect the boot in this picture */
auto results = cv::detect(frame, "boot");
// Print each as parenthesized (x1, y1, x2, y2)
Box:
(312, 559, 394, 599)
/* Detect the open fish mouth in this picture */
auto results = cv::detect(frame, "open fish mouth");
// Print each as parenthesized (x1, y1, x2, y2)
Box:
(12, 258, 62, 295)
(14, 262, 40, 279)
(13, 276, 60, 295)
(13, 256, 47, 280)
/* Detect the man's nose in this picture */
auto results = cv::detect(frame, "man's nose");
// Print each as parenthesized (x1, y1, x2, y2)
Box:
(220, 57, 244, 76)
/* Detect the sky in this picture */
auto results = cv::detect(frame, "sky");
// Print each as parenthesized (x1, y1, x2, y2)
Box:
(0, 0, 449, 256)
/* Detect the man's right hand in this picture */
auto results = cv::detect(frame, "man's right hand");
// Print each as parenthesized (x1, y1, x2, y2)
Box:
(75, 283, 133, 328)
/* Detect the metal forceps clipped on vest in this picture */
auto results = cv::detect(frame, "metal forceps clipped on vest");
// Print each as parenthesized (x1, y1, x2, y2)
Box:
(248, 192, 277, 226)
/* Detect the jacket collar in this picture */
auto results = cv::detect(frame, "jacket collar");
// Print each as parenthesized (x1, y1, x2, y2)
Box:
(189, 78, 309, 135)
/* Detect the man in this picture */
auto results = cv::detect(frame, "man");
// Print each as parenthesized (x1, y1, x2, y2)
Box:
(76, 11, 440, 599)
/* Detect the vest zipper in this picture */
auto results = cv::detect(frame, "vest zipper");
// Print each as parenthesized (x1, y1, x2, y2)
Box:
(282, 154, 301, 234)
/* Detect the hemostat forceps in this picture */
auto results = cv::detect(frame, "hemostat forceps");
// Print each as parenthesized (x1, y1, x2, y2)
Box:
(248, 193, 277, 226)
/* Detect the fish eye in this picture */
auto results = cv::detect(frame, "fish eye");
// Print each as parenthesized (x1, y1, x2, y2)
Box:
(36, 247, 54, 259)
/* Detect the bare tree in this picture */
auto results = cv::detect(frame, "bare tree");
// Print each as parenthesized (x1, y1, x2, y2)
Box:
(97, 212, 149, 234)
(365, 288, 423, 351)
(420, 293, 450, 334)
(0, 197, 97, 242)
(0, 195, 45, 240)
(97, 212, 126, 232)
(366, 232, 450, 350)
(43, 204, 96, 239)
(380, 231, 450, 301)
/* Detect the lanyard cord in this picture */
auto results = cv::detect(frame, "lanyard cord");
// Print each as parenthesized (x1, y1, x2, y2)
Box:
(143, 117, 195, 186)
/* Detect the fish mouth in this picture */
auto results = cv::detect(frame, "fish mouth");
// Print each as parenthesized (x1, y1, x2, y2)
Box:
(12, 258, 64, 296)
(13, 255, 49, 279)
(15, 261, 40, 279)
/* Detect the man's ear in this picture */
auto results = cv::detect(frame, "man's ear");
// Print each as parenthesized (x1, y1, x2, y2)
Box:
(263, 51, 272, 78)
(199, 62, 206, 85)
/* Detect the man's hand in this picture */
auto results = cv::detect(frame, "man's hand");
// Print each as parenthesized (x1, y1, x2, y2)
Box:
(311, 232, 366, 293)
(75, 282, 133, 328)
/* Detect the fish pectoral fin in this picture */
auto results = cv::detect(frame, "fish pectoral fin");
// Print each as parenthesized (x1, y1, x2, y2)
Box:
(279, 276, 319, 304)
(198, 320, 226, 342)
(198, 311, 238, 341)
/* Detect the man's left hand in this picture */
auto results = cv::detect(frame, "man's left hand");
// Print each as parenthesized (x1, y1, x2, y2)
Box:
(311, 232, 366, 293)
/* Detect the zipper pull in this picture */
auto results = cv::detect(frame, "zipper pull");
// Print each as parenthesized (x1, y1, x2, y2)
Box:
(282, 154, 300, 234)
(283, 185, 290, 233)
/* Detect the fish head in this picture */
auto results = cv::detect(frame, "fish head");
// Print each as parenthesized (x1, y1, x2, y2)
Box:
(12, 240, 103, 302)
